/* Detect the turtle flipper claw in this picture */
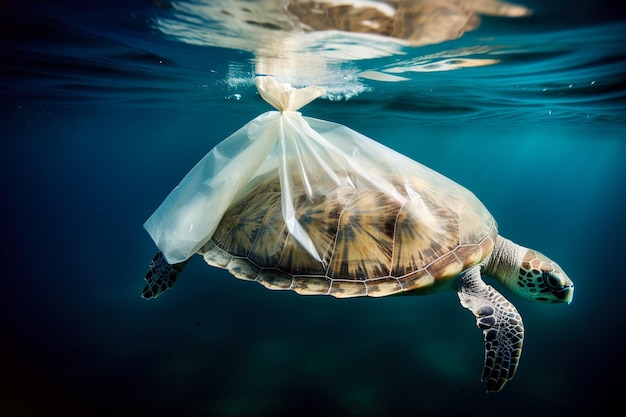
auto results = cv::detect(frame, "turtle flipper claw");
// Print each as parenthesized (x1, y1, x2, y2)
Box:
(142, 251, 189, 299)
(456, 266, 525, 392)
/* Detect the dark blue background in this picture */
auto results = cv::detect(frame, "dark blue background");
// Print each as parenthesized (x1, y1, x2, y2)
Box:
(2, 1, 625, 415)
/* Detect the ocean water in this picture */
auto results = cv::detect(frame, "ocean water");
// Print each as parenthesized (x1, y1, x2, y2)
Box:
(1, 0, 625, 416)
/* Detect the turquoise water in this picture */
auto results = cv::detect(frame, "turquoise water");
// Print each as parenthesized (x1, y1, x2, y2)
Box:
(2, 0, 625, 415)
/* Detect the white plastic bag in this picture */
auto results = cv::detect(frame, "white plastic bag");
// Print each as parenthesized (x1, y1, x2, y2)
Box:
(145, 76, 459, 264)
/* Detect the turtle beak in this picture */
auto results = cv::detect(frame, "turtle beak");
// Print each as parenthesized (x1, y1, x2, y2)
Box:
(556, 284, 574, 304)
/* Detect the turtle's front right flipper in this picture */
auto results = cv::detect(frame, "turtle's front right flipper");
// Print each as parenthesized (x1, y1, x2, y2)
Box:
(456, 265, 525, 392)
(142, 251, 189, 299)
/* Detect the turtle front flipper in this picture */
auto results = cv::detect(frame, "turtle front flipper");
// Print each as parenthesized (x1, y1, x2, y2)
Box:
(142, 251, 189, 299)
(456, 265, 525, 392)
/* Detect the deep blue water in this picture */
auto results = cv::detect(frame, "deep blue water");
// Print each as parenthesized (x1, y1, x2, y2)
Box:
(2, 0, 625, 416)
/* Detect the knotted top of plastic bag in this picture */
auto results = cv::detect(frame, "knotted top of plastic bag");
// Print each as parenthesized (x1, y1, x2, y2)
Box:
(256, 76, 325, 112)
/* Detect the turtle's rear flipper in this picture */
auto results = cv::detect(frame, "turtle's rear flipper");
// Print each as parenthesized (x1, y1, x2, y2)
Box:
(142, 251, 189, 299)
(456, 265, 525, 392)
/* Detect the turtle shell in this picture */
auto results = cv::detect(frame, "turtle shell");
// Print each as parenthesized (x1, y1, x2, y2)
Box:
(199, 168, 496, 298)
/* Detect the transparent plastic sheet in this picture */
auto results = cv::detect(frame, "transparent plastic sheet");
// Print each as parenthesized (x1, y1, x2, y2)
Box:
(145, 76, 472, 264)
(143, 115, 279, 263)
(144, 76, 325, 263)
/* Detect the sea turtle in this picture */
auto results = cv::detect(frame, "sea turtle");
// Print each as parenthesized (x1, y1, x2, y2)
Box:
(142, 166, 573, 392)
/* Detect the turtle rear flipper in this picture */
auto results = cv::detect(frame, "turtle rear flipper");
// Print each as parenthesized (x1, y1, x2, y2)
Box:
(142, 251, 189, 299)
(456, 265, 525, 392)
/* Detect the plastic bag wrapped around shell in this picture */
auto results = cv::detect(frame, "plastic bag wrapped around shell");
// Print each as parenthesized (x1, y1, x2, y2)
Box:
(144, 76, 482, 265)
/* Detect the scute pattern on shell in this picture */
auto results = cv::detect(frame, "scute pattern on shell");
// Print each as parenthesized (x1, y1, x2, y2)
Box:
(200, 169, 496, 297)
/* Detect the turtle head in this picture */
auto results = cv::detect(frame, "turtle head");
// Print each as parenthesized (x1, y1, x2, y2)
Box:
(514, 249, 574, 304)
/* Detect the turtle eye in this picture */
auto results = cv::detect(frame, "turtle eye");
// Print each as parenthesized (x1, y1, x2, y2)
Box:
(542, 271, 563, 290)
